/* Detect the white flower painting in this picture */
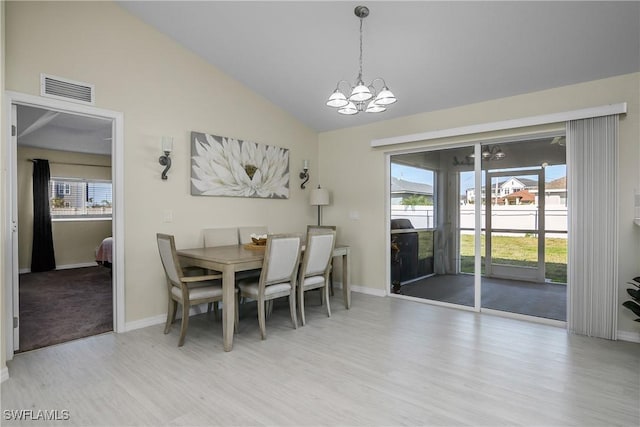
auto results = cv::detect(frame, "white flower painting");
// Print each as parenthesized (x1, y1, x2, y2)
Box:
(190, 132, 290, 199)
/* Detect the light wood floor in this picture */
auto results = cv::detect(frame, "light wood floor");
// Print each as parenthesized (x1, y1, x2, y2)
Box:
(2, 293, 639, 426)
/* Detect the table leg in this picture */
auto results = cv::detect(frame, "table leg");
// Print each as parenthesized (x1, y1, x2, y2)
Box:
(342, 249, 351, 309)
(222, 267, 235, 351)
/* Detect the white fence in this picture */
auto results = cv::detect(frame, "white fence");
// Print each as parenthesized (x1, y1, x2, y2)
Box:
(391, 205, 568, 237)
(391, 206, 434, 229)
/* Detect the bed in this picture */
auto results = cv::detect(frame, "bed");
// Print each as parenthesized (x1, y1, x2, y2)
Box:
(96, 237, 113, 269)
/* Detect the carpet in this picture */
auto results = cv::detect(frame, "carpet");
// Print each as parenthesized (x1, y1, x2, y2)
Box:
(18, 266, 113, 352)
(399, 274, 567, 321)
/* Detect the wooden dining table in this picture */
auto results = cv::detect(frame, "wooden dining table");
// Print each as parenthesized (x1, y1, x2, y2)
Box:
(177, 243, 351, 351)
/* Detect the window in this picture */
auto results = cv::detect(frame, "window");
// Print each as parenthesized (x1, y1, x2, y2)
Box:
(54, 182, 71, 196)
(49, 178, 112, 219)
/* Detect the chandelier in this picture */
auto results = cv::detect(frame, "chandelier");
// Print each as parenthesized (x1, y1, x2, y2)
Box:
(326, 5, 397, 115)
(481, 145, 506, 160)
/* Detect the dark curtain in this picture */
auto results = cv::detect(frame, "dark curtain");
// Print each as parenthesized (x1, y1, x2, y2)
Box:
(31, 159, 56, 272)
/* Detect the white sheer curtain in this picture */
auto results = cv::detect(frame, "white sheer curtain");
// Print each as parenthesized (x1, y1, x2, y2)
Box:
(567, 115, 618, 339)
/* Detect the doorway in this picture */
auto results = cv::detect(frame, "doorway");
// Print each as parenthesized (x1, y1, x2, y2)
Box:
(4, 91, 124, 359)
(388, 135, 567, 322)
(16, 105, 113, 352)
(485, 169, 545, 282)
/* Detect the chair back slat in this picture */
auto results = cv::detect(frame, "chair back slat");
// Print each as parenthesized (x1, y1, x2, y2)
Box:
(262, 234, 302, 284)
(204, 227, 239, 247)
(157, 234, 182, 285)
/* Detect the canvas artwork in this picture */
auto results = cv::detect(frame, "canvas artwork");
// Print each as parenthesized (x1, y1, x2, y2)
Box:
(190, 131, 290, 198)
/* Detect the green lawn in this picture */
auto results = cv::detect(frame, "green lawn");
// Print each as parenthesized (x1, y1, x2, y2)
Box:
(459, 234, 567, 283)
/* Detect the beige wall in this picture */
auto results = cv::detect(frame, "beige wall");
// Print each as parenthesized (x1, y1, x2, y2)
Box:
(319, 72, 640, 336)
(16, 147, 112, 270)
(5, 1, 319, 323)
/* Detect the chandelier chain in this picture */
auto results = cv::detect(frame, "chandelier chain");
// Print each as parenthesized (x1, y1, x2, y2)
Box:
(358, 17, 364, 82)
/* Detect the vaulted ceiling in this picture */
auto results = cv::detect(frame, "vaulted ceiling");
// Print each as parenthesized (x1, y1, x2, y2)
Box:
(16, 2, 640, 155)
(117, 1, 640, 132)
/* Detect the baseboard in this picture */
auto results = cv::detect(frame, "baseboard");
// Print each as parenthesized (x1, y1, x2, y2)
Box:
(390, 292, 477, 312)
(124, 314, 166, 332)
(1, 366, 9, 383)
(617, 330, 640, 343)
(482, 308, 567, 328)
(350, 284, 386, 297)
(332, 281, 386, 297)
(123, 303, 213, 332)
(19, 262, 98, 274)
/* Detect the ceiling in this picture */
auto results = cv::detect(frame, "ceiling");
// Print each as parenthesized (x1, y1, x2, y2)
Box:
(391, 136, 567, 173)
(15, 2, 640, 155)
(117, 1, 640, 132)
(17, 105, 112, 156)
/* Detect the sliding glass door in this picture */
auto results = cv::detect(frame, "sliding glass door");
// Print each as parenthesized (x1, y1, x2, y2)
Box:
(390, 147, 476, 308)
(389, 136, 567, 321)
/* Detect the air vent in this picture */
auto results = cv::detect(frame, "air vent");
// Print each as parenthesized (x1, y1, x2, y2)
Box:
(40, 74, 95, 105)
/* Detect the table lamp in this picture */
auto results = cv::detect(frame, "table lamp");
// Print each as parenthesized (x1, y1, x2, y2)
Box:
(310, 186, 330, 226)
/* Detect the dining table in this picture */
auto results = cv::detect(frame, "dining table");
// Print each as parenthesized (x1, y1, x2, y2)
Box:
(177, 243, 351, 351)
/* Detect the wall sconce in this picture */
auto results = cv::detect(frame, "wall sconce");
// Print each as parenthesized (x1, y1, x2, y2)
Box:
(299, 159, 309, 189)
(159, 136, 173, 180)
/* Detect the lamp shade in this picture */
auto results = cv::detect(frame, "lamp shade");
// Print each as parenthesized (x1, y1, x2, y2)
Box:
(310, 188, 330, 206)
(373, 88, 397, 105)
(162, 136, 173, 153)
(338, 102, 358, 115)
(365, 100, 386, 113)
(326, 90, 349, 108)
(349, 83, 373, 102)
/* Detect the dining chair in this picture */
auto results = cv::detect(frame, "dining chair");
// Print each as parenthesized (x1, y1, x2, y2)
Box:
(307, 225, 337, 296)
(238, 225, 269, 245)
(298, 229, 336, 326)
(237, 233, 302, 340)
(203, 227, 239, 247)
(157, 233, 238, 347)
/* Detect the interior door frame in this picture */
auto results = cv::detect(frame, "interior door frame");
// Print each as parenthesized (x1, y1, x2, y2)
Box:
(3, 91, 125, 360)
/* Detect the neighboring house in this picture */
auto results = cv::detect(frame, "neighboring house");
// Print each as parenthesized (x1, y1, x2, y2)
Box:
(391, 177, 433, 205)
(51, 181, 74, 208)
(532, 176, 568, 206)
(498, 177, 537, 197)
(466, 176, 537, 203)
(497, 189, 536, 205)
(465, 176, 566, 205)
